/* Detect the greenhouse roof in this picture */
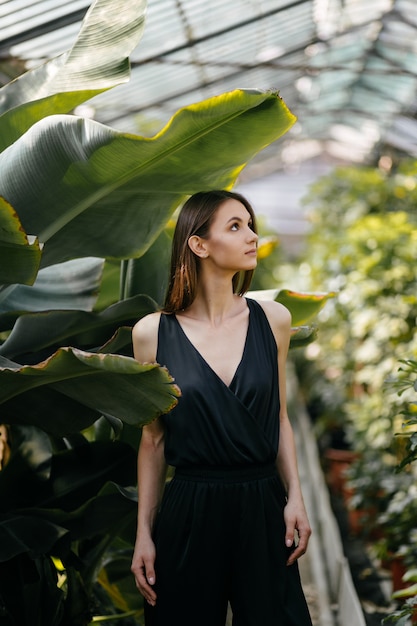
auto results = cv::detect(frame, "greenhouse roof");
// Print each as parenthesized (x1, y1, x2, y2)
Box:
(1, 0, 417, 178)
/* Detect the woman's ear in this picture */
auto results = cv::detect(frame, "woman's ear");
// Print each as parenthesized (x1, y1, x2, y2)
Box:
(188, 235, 209, 258)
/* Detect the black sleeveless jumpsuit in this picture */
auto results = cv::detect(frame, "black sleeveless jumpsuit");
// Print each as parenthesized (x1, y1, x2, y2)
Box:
(145, 298, 312, 626)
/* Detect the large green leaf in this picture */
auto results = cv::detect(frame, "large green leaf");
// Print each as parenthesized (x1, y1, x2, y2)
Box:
(0, 294, 156, 359)
(0, 349, 179, 435)
(0, 90, 296, 268)
(0, 515, 68, 562)
(290, 325, 318, 348)
(249, 288, 335, 325)
(99, 549, 144, 616)
(0, 553, 65, 626)
(98, 327, 135, 356)
(275, 289, 336, 325)
(17, 483, 137, 545)
(121, 229, 172, 303)
(0, 197, 41, 286)
(0, 426, 135, 513)
(0, 258, 104, 316)
(0, 0, 147, 152)
(0, 385, 99, 436)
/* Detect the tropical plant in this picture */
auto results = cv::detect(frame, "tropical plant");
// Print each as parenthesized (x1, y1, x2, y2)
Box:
(0, 1, 333, 623)
(390, 359, 417, 469)
(297, 163, 417, 625)
(376, 484, 417, 563)
(298, 164, 417, 452)
(381, 360, 417, 625)
(382, 569, 417, 625)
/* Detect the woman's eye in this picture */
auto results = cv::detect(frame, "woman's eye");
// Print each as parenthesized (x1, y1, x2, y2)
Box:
(231, 223, 239, 231)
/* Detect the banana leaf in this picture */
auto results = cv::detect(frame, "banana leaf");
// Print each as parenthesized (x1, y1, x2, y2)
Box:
(0, 553, 65, 626)
(0, 294, 157, 358)
(0, 425, 137, 553)
(0, 350, 179, 435)
(0, 515, 69, 562)
(121, 229, 172, 303)
(249, 288, 336, 325)
(290, 325, 318, 348)
(276, 289, 336, 325)
(0, 258, 104, 315)
(0, 0, 147, 152)
(0, 89, 296, 269)
(0, 197, 41, 286)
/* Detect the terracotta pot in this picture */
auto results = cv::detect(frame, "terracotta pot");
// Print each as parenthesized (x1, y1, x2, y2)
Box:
(348, 507, 373, 537)
(390, 555, 408, 592)
(344, 488, 383, 539)
(324, 448, 358, 495)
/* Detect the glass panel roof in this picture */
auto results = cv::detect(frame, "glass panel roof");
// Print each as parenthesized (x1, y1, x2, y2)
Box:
(1, 0, 417, 177)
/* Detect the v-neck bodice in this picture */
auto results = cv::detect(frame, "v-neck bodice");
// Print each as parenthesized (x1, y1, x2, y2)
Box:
(171, 308, 250, 390)
(156, 298, 280, 468)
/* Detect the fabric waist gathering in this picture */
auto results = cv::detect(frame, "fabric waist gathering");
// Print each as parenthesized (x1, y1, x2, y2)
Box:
(173, 463, 277, 483)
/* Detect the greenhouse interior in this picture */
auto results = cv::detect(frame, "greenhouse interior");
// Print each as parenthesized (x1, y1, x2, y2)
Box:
(1, 0, 417, 624)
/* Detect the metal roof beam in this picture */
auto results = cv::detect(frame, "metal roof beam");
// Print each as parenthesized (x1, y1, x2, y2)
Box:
(0, 8, 88, 53)
(135, 0, 311, 65)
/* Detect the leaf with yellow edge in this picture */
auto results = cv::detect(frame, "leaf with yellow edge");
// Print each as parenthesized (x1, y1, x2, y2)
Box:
(0, 89, 296, 269)
(249, 288, 336, 326)
(290, 325, 318, 348)
(0, 197, 41, 285)
(257, 236, 279, 260)
(276, 289, 336, 325)
(0, 348, 180, 434)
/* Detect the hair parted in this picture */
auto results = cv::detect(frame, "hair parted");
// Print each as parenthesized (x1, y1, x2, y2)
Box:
(163, 190, 257, 313)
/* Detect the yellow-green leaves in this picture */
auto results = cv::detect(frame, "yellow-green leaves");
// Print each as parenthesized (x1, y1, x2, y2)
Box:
(0, 90, 296, 269)
(0, 197, 41, 285)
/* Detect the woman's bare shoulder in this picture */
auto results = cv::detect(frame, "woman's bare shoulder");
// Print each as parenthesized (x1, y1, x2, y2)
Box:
(251, 299, 291, 353)
(253, 298, 291, 331)
(132, 311, 162, 363)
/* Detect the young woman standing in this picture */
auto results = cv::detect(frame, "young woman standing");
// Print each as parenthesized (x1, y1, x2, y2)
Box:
(131, 190, 313, 626)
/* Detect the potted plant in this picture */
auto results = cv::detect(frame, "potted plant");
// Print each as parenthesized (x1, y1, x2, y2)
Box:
(376, 485, 417, 591)
(343, 448, 412, 539)
(383, 568, 417, 625)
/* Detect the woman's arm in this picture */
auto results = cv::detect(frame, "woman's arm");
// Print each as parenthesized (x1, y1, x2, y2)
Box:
(130, 314, 167, 606)
(258, 300, 312, 566)
(131, 419, 167, 605)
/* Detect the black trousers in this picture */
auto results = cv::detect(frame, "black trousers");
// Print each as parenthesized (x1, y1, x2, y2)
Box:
(145, 465, 312, 626)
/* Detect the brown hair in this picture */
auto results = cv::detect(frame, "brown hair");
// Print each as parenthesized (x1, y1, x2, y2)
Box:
(163, 190, 257, 313)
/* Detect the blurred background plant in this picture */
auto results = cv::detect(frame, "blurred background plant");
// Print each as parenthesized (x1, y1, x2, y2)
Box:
(292, 159, 417, 623)
(0, 1, 330, 623)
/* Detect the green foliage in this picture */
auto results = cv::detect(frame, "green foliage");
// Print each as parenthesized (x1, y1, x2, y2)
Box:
(0, 89, 295, 270)
(299, 161, 417, 626)
(0, 1, 328, 622)
(299, 163, 417, 451)
(390, 359, 417, 469)
(0, 198, 42, 286)
(0, 0, 147, 152)
(377, 485, 417, 562)
(383, 569, 417, 625)
(0, 425, 141, 625)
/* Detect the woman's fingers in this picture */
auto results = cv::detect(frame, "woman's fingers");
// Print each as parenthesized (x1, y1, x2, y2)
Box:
(131, 550, 157, 606)
(284, 502, 312, 566)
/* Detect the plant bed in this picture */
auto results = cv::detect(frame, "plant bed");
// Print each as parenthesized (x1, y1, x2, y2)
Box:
(329, 490, 394, 626)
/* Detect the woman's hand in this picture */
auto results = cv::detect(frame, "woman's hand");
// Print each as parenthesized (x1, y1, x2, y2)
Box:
(131, 535, 157, 606)
(283, 497, 312, 566)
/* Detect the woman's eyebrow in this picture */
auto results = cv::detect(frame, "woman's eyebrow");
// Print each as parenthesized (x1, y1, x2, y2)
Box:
(226, 216, 251, 224)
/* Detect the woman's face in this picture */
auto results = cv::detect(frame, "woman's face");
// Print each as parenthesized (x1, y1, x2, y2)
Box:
(200, 198, 258, 273)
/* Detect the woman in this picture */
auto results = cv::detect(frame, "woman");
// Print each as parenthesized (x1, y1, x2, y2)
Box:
(131, 190, 312, 626)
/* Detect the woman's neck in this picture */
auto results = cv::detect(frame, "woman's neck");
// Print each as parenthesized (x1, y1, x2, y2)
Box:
(185, 279, 242, 325)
